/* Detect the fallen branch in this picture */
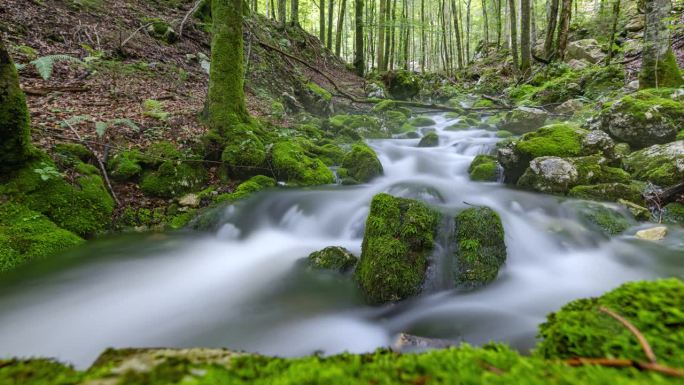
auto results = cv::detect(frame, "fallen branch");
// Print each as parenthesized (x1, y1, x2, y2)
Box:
(178, 0, 204, 39)
(599, 306, 657, 364)
(659, 182, 684, 205)
(62, 120, 121, 207)
(22, 86, 90, 96)
(119, 22, 155, 51)
(565, 358, 684, 377)
(256, 38, 513, 113)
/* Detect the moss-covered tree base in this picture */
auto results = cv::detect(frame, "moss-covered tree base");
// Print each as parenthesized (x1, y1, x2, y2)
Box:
(639, 49, 684, 89)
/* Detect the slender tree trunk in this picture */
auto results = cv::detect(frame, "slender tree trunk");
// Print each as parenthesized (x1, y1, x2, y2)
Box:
(520, 0, 531, 72)
(369, 0, 376, 69)
(466, 0, 472, 61)
(556, 0, 572, 60)
(544, 0, 559, 58)
(639, 0, 683, 87)
(605, 0, 620, 65)
(420, 0, 426, 71)
(0, 36, 32, 173)
(530, 0, 537, 45)
(354, 0, 365, 75)
(335, 0, 347, 55)
(481, 0, 489, 55)
(383, 0, 393, 70)
(320, 0, 326, 42)
(388, 0, 398, 70)
(495, 0, 502, 48)
(451, 0, 464, 68)
(403, 0, 410, 69)
(508, 0, 519, 69)
(291, 0, 299, 25)
(327, 0, 334, 49)
(278, 0, 287, 25)
(377, 0, 387, 70)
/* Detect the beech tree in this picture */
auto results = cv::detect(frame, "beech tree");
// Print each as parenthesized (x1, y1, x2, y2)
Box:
(354, 0, 365, 75)
(639, 0, 683, 88)
(0, 36, 32, 175)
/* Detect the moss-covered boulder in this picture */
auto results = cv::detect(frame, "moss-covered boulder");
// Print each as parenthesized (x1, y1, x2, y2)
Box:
(497, 124, 616, 183)
(662, 202, 684, 225)
(499, 107, 548, 135)
(307, 246, 358, 273)
(417, 132, 439, 147)
(339, 143, 383, 184)
(568, 182, 645, 205)
(300, 82, 333, 116)
(215, 175, 276, 203)
(598, 89, 684, 148)
(537, 278, 684, 366)
(145, 18, 178, 44)
(141, 161, 208, 198)
(328, 114, 388, 139)
(517, 157, 580, 194)
(453, 207, 507, 288)
(107, 149, 143, 182)
(220, 127, 268, 176)
(1, 156, 114, 237)
(468, 155, 499, 182)
(355, 193, 441, 304)
(572, 202, 633, 236)
(270, 140, 335, 186)
(409, 116, 436, 127)
(0, 202, 83, 272)
(623, 140, 684, 187)
(382, 70, 421, 100)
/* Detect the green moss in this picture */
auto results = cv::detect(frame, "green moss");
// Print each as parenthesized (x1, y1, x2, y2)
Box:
(307, 246, 358, 273)
(215, 175, 276, 203)
(53, 143, 92, 163)
(340, 143, 383, 184)
(0, 202, 83, 272)
(270, 140, 335, 186)
(409, 116, 436, 127)
(107, 149, 143, 182)
(371, 100, 397, 112)
(662, 202, 684, 225)
(0, 358, 80, 385)
(537, 278, 684, 367)
(568, 183, 645, 205)
(0, 39, 32, 174)
(219, 123, 267, 177)
(569, 155, 631, 186)
(328, 114, 387, 139)
(417, 132, 439, 147)
(454, 207, 507, 288)
(468, 155, 499, 182)
(639, 48, 684, 89)
(623, 141, 684, 187)
(355, 193, 440, 304)
(516, 124, 584, 159)
(142, 141, 183, 165)
(143, 99, 170, 121)
(306, 82, 332, 102)
(141, 161, 208, 199)
(383, 70, 421, 100)
(574, 202, 632, 236)
(495, 130, 513, 138)
(382, 111, 411, 134)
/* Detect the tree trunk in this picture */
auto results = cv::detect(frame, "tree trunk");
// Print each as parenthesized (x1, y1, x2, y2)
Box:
(451, 0, 464, 68)
(388, 0, 398, 70)
(327, 0, 334, 49)
(605, 0, 620, 65)
(420, 0, 426, 71)
(466, 0, 472, 61)
(639, 0, 683, 88)
(0, 36, 32, 174)
(495, 0, 502, 48)
(383, 0, 392, 71)
(481, 0, 489, 56)
(291, 0, 299, 25)
(508, 0, 519, 69)
(207, 0, 248, 128)
(354, 0, 365, 75)
(377, 0, 387, 70)
(335, 0, 347, 55)
(520, 0, 531, 72)
(278, 0, 287, 25)
(556, 0, 572, 60)
(320, 0, 326, 43)
(544, 0, 559, 58)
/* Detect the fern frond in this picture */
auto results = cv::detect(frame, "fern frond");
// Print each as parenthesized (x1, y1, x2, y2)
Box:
(15, 63, 26, 71)
(61, 115, 92, 128)
(31, 55, 84, 80)
(108, 118, 141, 131)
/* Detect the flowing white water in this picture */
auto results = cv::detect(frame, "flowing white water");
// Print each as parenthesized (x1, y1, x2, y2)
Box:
(1, 114, 683, 368)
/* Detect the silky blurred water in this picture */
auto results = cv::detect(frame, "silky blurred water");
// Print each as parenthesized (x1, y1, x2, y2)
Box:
(1, 114, 683, 368)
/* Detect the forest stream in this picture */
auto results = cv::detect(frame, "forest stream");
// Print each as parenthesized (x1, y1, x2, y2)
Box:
(1, 114, 683, 369)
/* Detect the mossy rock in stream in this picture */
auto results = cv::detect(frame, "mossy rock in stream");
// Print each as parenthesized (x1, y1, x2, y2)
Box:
(409, 116, 437, 127)
(270, 140, 335, 186)
(568, 182, 645, 205)
(327, 114, 388, 139)
(417, 132, 439, 147)
(215, 175, 276, 203)
(662, 202, 684, 225)
(537, 278, 684, 367)
(571, 202, 633, 236)
(355, 193, 441, 304)
(339, 143, 383, 184)
(141, 161, 208, 199)
(623, 140, 684, 188)
(0, 202, 83, 272)
(382, 70, 421, 100)
(453, 207, 507, 288)
(468, 155, 499, 182)
(307, 246, 358, 273)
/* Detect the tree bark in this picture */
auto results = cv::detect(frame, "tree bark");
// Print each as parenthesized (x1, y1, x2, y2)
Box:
(278, 0, 286, 25)
(451, 0, 464, 68)
(320, 0, 326, 43)
(466, 0, 472, 61)
(508, 0, 519, 69)
(520, 0, 531, 71)
(639, 0, 684, 88)
(335, 0, 347, 55)
(207, 0, 248, 129)
(556, 0, 572, 60)
(327, 0, 334, 49)
(605, 0, 620, 65)
(420, 0, 426, 70)
(544, 0, 559, 59)
(0, 36, 32, 174)
(291, 0, 299, 25)
(354, 0, 365, 75)
(481, 0, 489, 55)
(377, 0, 387, 70)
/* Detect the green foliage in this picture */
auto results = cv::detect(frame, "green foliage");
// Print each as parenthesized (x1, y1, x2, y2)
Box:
(537, 278, 684, 367)
(339, 143, 383, 184)
(639, 48, 683, 89)
(662, 202, 684, 225)
(33, 162, 62, 181)
(61, 116, 139, 138)
(270, 140, 335, 186)
(143, 99, 170, 121)
(454, 207, 507, 288)
(307, 246, 358, 273)
(17, 54, 84, 80)
(141, 161, 208, 199)
(355, 193, 440, 304)
(0, 358, 80, 385)
(0, 202, 83, 272)
(468, 155, 498, 182)
(107, 149, 144, 182)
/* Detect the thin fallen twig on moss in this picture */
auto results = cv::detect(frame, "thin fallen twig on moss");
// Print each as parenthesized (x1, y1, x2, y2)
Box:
(599, 306, 657, 364)
(565, 358, 684, 377)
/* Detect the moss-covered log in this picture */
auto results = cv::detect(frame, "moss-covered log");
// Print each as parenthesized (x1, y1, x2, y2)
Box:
(0, 37, 32, 175)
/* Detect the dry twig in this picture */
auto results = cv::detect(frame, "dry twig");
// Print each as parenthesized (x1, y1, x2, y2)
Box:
(599, 306, 657, 364)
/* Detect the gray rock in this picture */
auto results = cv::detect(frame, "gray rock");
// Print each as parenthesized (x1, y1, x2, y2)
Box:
(554, 99, 584, 115)
(517, 156, 579, 193)
(567, 59, 590, 71)
(499, 106, 548, 135)
(566, 39, 606, 64)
